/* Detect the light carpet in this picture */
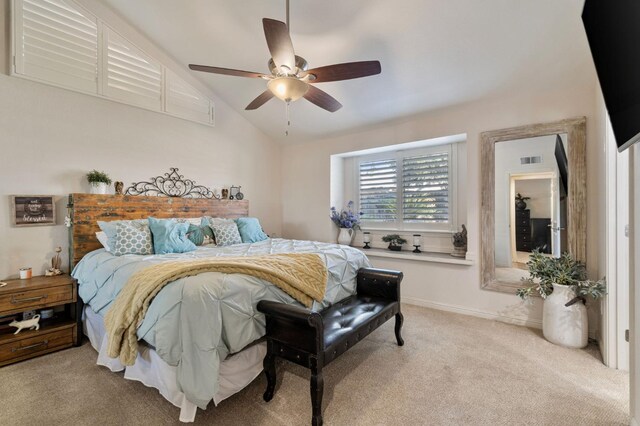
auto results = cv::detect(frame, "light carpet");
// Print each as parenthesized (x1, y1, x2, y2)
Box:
(0, 304, 629, 425)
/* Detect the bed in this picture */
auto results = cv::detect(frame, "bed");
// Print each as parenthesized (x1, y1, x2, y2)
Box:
(67, 193, 370, 422)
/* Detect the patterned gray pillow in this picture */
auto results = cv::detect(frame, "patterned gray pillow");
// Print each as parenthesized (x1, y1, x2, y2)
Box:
(113, 221, 153, 255)
(210, 222, 243, 246)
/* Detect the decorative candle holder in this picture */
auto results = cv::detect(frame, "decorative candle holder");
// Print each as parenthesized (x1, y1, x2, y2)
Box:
(362, 232, 371, 249)
(412, 234, 422, 253)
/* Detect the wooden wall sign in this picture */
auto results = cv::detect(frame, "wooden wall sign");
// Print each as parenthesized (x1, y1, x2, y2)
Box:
(11, 195, 56, 227)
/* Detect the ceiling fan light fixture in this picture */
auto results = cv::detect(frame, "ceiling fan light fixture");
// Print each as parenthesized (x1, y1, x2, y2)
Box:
(267, 76, 309, 102)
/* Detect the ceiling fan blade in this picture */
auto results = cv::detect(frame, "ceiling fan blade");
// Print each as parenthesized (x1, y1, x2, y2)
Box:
(304, 85, 342, 112)
(245, 90, 274, 110)
(305, 61, 381, 83)
(262, 18, 296, 73)
(189, 64, 266, 79)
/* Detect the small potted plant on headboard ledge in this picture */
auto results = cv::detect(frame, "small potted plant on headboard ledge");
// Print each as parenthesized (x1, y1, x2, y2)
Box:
(87, 170, 112, 195)
(382, 234, 407, 251)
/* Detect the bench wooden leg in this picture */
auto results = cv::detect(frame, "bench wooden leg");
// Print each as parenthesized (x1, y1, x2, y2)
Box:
(310, 365, 324, 426)
(263, 350, 277, 402)
(395, 312, 405, 346)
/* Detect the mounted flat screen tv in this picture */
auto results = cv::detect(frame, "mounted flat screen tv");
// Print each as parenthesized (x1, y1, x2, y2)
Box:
(582, 1, 640, 152)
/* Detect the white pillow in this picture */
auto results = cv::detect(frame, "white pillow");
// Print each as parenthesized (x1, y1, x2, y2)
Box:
(96, 231, 111, 252)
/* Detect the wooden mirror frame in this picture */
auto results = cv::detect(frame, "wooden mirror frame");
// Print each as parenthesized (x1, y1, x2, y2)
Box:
(480, 117, 587, 293)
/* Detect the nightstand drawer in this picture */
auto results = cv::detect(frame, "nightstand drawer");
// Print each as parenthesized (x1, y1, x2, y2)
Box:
(0, 285, 74, 316)
(0, 326, 74, 366)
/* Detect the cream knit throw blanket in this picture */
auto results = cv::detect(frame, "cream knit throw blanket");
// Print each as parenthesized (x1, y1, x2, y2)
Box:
(104, 253, 327, 366)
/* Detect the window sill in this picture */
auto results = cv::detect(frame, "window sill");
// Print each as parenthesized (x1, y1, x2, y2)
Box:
(360, 227, 454, 235)
(355, 247, 473, 266)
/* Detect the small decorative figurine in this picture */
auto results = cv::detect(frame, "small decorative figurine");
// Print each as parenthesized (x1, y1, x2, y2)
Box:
(221, 189, 229, 199)
(45, 247, 63, 276)
(10, 315, 40, 334)
(114, 181, 124, 195)
(451, 224, 467, 258)
(229, 185, 244, 200)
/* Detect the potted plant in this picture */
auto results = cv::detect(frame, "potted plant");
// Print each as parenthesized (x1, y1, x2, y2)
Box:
(516, 250, 606, 348)
(330, 201, 362, 245)
(87, 170, 112, 195)
(381, 234, 408, 251)
(515, 193, 530, 210)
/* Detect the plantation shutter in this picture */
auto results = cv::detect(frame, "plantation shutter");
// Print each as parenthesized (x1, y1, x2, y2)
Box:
(103, 27, 162, 110)
(359, 158, 397, 221)
(165, 69, 214, 124)
(15, 0, 98, 93)
(402, 151, 449, 223)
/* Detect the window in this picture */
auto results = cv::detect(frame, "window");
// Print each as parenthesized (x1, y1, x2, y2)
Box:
(356, 144, 456, 232)
(103, 27, 162, 110)
(14, 0, 98, 94)
(12, 0, 214, 125)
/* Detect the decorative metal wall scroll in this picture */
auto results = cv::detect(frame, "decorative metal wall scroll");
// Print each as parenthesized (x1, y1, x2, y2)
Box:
(125, 168, 220, 199)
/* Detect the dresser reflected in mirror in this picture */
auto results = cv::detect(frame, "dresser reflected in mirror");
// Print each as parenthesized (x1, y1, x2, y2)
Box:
(481, 118, 586, 293)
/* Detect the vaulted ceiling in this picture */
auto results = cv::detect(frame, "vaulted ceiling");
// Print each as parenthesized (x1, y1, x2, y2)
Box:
(100, 0, 594, 143)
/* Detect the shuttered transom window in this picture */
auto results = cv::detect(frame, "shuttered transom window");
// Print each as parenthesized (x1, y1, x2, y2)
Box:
(12, 0, 214, 125)
(356, 145, 456, 231)
(16, 0, 98, 93)
(104, 28, 162, 110)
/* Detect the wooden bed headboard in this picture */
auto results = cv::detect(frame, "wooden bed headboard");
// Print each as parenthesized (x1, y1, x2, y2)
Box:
(68, 193, 249, 268)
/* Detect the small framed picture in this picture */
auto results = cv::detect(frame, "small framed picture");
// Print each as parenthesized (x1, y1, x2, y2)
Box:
(11, 195, 56, 227)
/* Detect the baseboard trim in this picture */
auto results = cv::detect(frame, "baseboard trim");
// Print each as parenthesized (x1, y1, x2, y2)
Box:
(403, 297, 543, 329)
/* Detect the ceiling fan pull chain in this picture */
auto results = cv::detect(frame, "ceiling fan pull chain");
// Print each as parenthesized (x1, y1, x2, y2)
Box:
(285, 101, 291, 136)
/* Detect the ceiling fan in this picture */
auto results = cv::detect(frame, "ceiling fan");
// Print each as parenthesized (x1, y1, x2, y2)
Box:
(188, 0, 381, 116)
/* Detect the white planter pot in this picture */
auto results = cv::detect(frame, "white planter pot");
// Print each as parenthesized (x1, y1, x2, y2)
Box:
(542, 283, 588, 348)
(337, 228, 354, 245)
(89, 182, 109, 195)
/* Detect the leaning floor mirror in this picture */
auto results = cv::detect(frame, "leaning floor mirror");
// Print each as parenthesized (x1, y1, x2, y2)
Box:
(480, 118, 586, 293)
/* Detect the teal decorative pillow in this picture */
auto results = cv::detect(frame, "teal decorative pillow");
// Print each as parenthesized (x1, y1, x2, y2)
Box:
(148, 217, 197, 254)
(235, 217, 268, 243)
(186, 218, 215, 246)
(187, 223, 205, 246)
(200, 217, 215, 243)
(210, 222, 243, 246)
(113, 221, 153, 256)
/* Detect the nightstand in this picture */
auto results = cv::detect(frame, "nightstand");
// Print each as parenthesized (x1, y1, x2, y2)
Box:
(0, 274, 82, 367)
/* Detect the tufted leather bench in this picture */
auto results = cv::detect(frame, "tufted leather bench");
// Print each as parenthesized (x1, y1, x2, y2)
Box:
(257, 267, 404, 426)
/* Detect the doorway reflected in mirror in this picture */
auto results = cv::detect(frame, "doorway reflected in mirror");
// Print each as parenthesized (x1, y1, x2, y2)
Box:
(494, 134, 568, 283)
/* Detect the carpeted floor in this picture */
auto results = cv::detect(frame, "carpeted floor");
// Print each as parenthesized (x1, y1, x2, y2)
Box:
(0, 304, 629, 425)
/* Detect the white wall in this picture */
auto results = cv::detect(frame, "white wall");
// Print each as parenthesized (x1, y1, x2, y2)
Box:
(281, 81, 603, 329)
(0, 0, 282, 279)
(516, 180, 551, 219)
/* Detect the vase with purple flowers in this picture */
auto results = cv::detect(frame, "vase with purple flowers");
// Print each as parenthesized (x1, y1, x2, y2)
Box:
(330, 201, 363, 246)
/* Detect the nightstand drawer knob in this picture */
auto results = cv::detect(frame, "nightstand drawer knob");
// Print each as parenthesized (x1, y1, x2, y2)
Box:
(11, 295, 48, 304)
(11, 340, 49, 352)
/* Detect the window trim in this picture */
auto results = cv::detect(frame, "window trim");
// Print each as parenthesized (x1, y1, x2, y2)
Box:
(355, 144, 458, 233)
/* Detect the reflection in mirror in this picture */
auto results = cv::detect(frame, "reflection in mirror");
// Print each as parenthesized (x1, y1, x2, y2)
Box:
(494, 134, 569, 283)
